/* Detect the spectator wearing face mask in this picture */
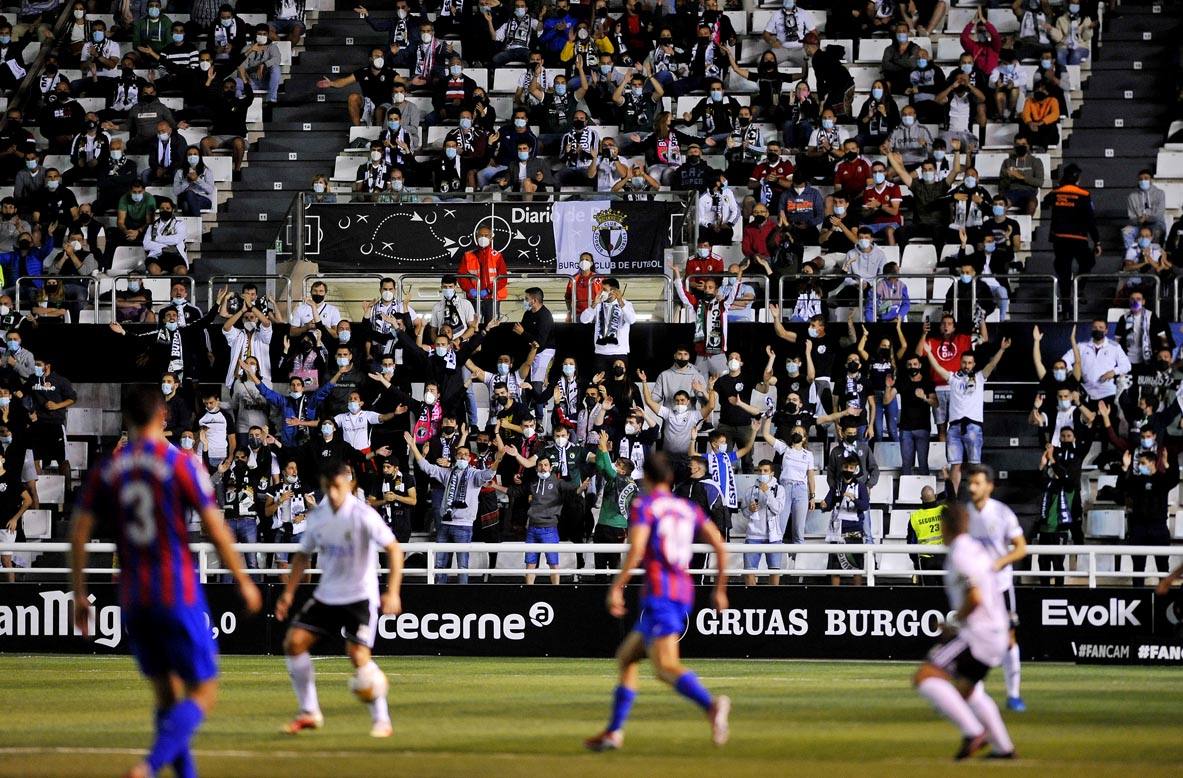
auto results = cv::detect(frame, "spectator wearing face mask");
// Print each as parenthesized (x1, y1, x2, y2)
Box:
(820, 455, 873, 585)
(159, 372, 192, 440)
(1016, 86, 1060, 149)
(1063, 320, 1131, 405)
(1049, 2, 1094, 66)
(173, 146, 215, 216)
(1112, 290, 1173, 370)
(237, 25, 283, 103)
(740, 459, 786, 586)
(887, 106, 932, 168)
(1029, 387, 1094, 451)
(93, 138, 137, 216)
(457, 224, 508, 324)
(248, 368, 341, 450)
(1118, 448, 1173, 587)
(855, 80, 900, 150)
(1122, 170, 1167, 251)
(998, 139, 1043, 217)
(564, 254, 603, 322)
(63, 116, 111, 185)
(142, 199, 188, 275)
(580, 277, 636, 375)
(24, 356, 77, 480)
(1031, 429, 1084, 587)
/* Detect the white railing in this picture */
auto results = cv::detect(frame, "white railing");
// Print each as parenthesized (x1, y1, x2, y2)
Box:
(3, 542, 1180, 588)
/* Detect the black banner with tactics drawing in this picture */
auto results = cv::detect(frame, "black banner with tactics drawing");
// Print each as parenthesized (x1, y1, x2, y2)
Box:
(1, 584, 1172, 662)
(296, 200, 680, 273)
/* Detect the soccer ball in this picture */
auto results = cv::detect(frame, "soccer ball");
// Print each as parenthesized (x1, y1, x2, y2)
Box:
(349, 664, 388, 703)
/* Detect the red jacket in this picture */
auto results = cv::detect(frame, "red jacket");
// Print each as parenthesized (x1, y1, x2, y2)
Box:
(565, 271, 603, 319)
(742, 221, 780, 260)
(685, 254, 724, 281)
(961, 21, 1001, 74)
(458, 247, 508, 301)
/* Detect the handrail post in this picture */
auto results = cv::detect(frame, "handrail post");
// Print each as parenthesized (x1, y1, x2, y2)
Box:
(1072, 276, 1080, 321)
(865, 544, 876, 587)
(293, 191, 306, 264)
(1052, 276, 1059, 322)
(1088, 550, 1096, 588)
(198, 546, 208, 584)
(426, 543, 436, 584)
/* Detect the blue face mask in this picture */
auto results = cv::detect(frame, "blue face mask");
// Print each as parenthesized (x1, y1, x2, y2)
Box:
(960, 63, 973, 74)
(983, 242, 995, 254)
(0, 35, 11, 45)
(24, 159, 36, 170)
(1139, 179, 1151, 191)
(963, 176, 977, 189)
(872, 171, 886, 185)
(821, 119, 834, 130)
(148, 6, 160, 17)
(896, 33, 908, 43)
(172, 33, 184, 43)
(165, 320, 179, 332)
(871, 87, 884, 100)
(916, 58, 928, 69)
(992, 205, 1005, 217)
(518, 150, 530, 161)
(1138, 237, 1151, 248)
(960, 273, 973, 284)
(1135, 464, 1150, 476)
(444, 147, 457, 159)
(459, 117, 473, 129)
(387, 119, 400, 130)
(92, 30, 105, 42)
(554, 83, 567, 96)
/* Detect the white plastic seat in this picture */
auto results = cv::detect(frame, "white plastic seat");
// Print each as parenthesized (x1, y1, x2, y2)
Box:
(897, 475, 936, 505)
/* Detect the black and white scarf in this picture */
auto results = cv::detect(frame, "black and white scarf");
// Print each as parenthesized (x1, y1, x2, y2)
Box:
(597, 300, 623, 341)
(1123, 309, 1153, 363)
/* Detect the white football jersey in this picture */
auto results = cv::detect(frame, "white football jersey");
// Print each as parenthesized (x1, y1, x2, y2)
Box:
(945, 534, 1009, 666)
(967, 497, 1023, 591)
(300, 494, 395, 606)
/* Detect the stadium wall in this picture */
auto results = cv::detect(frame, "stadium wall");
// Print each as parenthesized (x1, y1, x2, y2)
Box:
(1, 584, 1178, 664)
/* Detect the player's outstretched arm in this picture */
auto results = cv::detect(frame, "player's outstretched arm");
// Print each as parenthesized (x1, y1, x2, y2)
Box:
(69, 509, 96, 636)
(606, 524, 650, 618)
(200, 506, 262, 614)
(700, 520, 730, 612)
(382, 541, 404, 615)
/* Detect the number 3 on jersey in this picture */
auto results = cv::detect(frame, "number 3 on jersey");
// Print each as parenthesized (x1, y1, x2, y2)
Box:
(121, 482, 158, 547)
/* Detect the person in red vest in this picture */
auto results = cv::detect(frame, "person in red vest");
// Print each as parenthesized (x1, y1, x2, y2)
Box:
(457, 225, 508, 323)
(565, 251, 603, 322)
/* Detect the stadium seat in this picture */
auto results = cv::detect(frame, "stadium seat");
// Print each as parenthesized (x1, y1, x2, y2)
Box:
(896, 476, 936, 505)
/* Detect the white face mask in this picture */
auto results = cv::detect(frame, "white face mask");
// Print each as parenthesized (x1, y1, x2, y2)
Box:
(372, 57, 385, 70)
(624, 423, 637, 435)
(580, 259, 593, 272)
(199, 60, 212, 71)
(728, 359, 741, 373)
(111, 149, 124, 160)
(381, 289, 395, 302)
(435, 345, 449, 357)
(476, 236, 491, 248)
(256, 34, 268, 44)
(423, 391, 437, 405)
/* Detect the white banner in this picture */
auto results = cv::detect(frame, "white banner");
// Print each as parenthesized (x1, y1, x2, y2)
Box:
(552, 200, 616, 276)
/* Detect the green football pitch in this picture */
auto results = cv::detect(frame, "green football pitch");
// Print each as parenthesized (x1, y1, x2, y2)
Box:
(0, 656, 1180, 777)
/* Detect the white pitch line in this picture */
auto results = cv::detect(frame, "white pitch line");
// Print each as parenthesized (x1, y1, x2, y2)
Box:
(0, 747, 545, 761)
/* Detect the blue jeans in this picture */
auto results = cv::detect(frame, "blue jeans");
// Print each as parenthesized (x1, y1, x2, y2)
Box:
(227, 517, 258, 569)
(946, 421, 983, 465)
(779, 480, 809, 544)
(435, 523, 473, 584)
(743, 539, 785, 575)
(899, 428, 931, 475)
(524, 525, 560, 565)
(1057, 46, 1089, 66)
(249, 65, 283, 102)
(874, 390, 899, 441)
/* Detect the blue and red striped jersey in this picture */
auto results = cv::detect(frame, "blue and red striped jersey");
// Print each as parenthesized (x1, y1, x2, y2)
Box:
(631, 489, 707, 605)
(77, 439, 218, 609)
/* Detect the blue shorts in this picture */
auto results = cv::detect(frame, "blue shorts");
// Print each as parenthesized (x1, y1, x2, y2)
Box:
(126, 604, 219, 685)
(946, 421, 983, 465)
(634, 596, 691, 645)
(525, 525, 560, 565)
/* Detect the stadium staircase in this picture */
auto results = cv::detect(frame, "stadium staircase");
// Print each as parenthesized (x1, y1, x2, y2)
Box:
(1023, 0, 1181, 324)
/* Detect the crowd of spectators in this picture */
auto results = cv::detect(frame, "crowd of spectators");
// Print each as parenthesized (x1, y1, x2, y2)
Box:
(0, 0, 1178, 585)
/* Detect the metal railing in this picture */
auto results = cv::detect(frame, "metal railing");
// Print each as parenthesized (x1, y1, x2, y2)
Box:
(205, 275, 294, 316)
(14, 276, 99, 317)
(862, 273, 1060, 324)
(108, 275, 195, 318)
(398, 272, 483, 324)
(681, 273, 770, 321)
(775, 273, 830, 319)
(1072, 273, 1160, 321)
(9, 542, 1180, 589)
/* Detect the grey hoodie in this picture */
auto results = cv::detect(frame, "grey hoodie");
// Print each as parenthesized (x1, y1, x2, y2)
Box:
(651, 363, 706, 408)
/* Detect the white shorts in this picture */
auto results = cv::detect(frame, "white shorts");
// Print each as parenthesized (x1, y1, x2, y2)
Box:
(0, 528, 14, 548)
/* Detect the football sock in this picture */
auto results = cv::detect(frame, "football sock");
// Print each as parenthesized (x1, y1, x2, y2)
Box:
(968, 683, 1015, 754)
(916, 677, 984, 738)
(606, 685, 636, 733)
(362, 662, 391, 723)
(286, 652, 320, 715)
(146, 699, 204, 774)
(1002, 644, 1021, 699)
(673, 672, 713, 712)
(155, 709, 196, 778)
